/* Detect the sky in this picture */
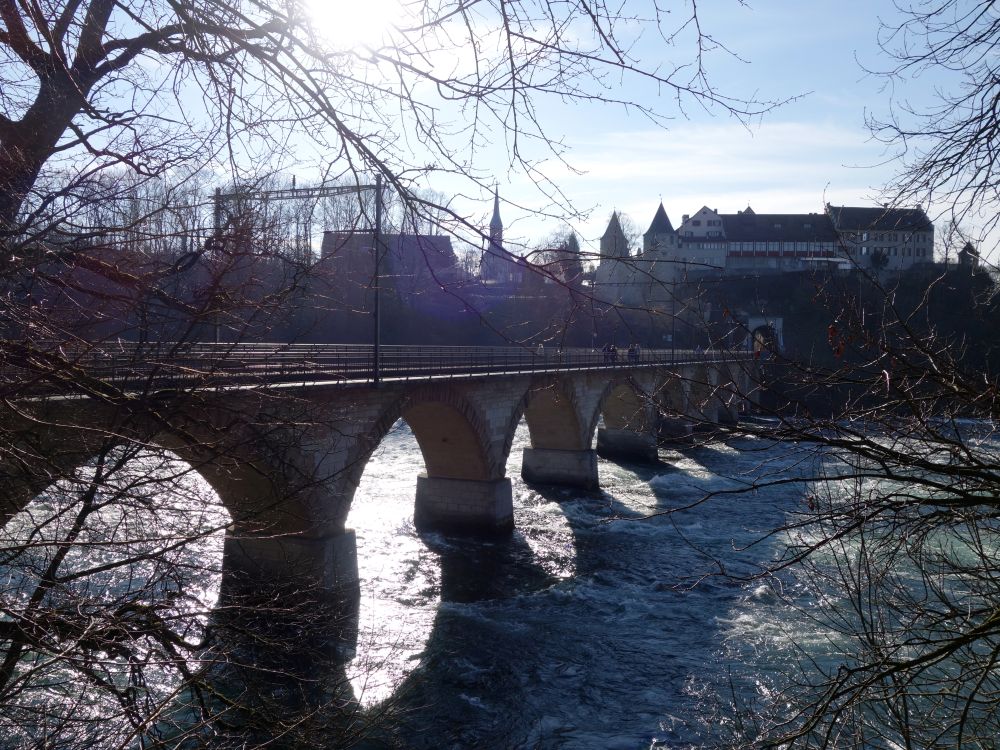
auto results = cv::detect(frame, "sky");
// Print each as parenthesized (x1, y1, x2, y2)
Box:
(475, 1, 950, 254)
(182, 0, 962, 259)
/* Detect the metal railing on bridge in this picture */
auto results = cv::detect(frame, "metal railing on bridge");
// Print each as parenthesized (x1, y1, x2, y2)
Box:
(3, 342, 734, 393)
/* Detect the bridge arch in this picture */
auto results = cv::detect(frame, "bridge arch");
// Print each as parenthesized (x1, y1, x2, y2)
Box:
(356, 385, 496, 484)
(343, 385, 512, 534)
(134, 412, 343, 600)
(0, 413, 334, 610)
(513, 377, 602, 489)
(518, 378, 588, 452)
(591, 377, 655, 438)
(588, 376, 661, 463)
(654, 372, 688, 416)
(1, 404, 316, 541)
(154, 428, 316, 538)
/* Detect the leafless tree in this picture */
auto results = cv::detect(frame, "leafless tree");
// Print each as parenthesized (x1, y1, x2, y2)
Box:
(644, 252, 1000, 747)
(0, 1, 784, 747)
(868, 0, 1000, 244)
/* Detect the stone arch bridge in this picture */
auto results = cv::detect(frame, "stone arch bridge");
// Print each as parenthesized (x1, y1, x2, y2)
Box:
(2, 345, 750, 599)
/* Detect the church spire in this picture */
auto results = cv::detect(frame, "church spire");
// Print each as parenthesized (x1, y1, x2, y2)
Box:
(482, 186, 512, 283)
(490, 186, 503, 245)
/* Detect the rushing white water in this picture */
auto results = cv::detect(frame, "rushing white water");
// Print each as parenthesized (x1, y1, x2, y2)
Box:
(4, 419, 915, 748)
(0, 449, 229, 748)
(346, 421, 818, 748)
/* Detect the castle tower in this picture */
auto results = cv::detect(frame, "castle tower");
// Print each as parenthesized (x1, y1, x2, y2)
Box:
(594, 211, 637, 305)
(642, 202, 677, 253)
(600, 211, 630, 260)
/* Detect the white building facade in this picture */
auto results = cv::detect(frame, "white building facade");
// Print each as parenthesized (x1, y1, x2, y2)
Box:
(593, 201, 935, 307)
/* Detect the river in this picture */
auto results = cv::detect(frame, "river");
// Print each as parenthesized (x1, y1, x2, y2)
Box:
(344, 420, 814, 749)
(0, 420, 821, 749)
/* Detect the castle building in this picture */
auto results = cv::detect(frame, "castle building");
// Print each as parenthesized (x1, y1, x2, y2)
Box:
(717, 207, 842, 272)
(826, 204, 934, 271)
(594, 201, 936, 307)
(673, 206, 728, 270)
(594, 203, 687, 307)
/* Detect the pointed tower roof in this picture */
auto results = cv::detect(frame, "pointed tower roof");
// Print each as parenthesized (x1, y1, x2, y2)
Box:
(490, 187, 502, 232)
(600, 210, 630, 259)
(602, 211, 624, 239)
(644, 202, 674, 237)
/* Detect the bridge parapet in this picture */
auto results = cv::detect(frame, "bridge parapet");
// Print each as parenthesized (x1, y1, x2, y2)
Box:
(3, 342, 741, 392)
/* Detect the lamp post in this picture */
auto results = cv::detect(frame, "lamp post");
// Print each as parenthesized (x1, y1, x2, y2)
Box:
(670, 279, 677, 362)
(671, 307, 676, 361)
(373, 174, 383, 386)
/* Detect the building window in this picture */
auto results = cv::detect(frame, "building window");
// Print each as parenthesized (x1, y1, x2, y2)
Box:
(692, 220, 701, 226)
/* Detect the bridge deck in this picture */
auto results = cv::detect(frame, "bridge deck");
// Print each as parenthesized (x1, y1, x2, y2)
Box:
(3, 343, 739, 393)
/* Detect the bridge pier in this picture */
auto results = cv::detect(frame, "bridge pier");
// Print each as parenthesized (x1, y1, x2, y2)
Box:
(657, 416, 694, 442)
(521, 447, 599, 489)
(596, 427, 658, 463)
(414, 475, 514, 534)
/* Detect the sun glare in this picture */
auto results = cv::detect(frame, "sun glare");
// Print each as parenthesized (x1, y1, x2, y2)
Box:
(305, 0, 400, 51)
